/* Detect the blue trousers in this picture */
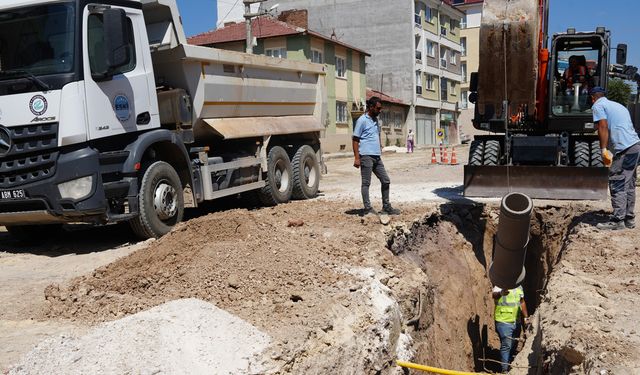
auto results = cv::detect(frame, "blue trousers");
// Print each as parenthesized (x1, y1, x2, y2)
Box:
(495, 321, 521, 373)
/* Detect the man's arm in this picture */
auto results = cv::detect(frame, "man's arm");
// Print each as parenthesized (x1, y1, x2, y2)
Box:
(597, 119, 609, 150)
(353, 138, 361, 168)
(520, 298, 529, 324)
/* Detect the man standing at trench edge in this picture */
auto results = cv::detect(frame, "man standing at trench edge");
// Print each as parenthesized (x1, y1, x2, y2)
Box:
(492, 285, 529, 373)
(590, 86, 640, 230)
(353, 96, 400, 216)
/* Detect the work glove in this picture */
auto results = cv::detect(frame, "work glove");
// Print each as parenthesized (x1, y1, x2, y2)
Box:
(602, 148, 613, 167)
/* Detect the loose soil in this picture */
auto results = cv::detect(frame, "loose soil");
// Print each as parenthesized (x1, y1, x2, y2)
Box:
(2, 150, 640, 374)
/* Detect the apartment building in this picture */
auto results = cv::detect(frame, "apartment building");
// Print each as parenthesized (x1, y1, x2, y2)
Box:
(188, 10, 369, 153)
(453, 0, 484, 137)
(260, 0, 465, 146)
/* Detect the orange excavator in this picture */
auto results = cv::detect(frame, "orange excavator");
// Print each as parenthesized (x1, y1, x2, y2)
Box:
(464, 0, 631, 199)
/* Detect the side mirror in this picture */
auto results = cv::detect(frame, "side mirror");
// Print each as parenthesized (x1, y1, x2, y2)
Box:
(616, 44, 627, 65)
(104, 8, 130, 72)
(469, 72, 479, 92)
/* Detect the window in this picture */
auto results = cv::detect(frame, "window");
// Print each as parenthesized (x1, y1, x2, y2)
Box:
(88, 13, 136, 77)
(336, 101, 348, 123)
(335, 56, 346, 78)
(440, 15, 449, 36)
(461, 63, 467, 82)
(426, 74, 435, 90)
(416, 70, 422, 88)
(380, 111, 390, 128)
(450, 51, 456, 65)
(461, 15, 467, 29)
(451, 81, 456, 95)
(394, 112, 403, 129)
(460, 37, 467, 56)
(266, 48, 287, 59)
(440, 47, 447, 68)
(311, 49, 323, 64)
(0, 3, 76, 78)
(426, 6, 433, 23)
(461, 90, 468, 109)
(441, 78, 448, 99)
(427, 41, 435, 57)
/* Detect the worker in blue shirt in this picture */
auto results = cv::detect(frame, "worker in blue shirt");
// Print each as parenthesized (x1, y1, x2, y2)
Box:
(352, 96, 400, 216)
(590, 86, 640, 230)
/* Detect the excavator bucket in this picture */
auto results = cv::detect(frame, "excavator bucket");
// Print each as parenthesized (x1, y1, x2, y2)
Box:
(477, 0, 540, 116)
(464, 166, 609, 200)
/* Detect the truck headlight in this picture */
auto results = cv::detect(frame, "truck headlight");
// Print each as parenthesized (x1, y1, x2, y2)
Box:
(58, 176, 93, 200)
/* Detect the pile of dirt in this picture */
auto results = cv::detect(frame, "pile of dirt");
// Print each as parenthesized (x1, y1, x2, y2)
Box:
(42, 200, 426, 374)
(530, 213, 640, 374)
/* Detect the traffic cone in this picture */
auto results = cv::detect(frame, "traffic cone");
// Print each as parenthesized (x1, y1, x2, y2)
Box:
(431, 148, 438, 164)
(450, 147, 458, 165)
(442, 148, 449, 164)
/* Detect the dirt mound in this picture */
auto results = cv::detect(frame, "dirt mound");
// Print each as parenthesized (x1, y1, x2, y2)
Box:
(43, 201, 427, 373)
(532, 213, 640, 374)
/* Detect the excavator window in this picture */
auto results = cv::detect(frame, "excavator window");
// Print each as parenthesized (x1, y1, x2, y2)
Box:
(552, 43, 602, 116)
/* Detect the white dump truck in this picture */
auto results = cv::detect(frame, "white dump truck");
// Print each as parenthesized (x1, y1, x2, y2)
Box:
(0, 0, 326, 240)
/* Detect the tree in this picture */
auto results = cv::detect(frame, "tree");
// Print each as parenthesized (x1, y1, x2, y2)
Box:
(607, 78, 632, 106)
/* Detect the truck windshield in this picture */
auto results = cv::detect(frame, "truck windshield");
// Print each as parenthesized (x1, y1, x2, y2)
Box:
(0, 2, 75, 80)
(551, 43, 601, 116)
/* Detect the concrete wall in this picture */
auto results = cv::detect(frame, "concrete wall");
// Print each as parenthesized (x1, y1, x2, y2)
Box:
(262, 0, 414, 105)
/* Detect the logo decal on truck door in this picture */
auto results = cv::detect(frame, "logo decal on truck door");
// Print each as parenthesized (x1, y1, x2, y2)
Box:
(114, 95, 131, 122)
(29, 95, 48, 116)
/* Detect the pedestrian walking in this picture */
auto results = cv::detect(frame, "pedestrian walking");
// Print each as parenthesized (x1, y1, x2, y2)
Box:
(590, 86, 640, 230)
(492, 285, 529, 373)
(352, 96, 400, 216)
(406, 129, 415, 153)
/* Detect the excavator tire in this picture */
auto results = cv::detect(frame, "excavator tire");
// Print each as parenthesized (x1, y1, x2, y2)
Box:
(483, 140, 501, 166)
(574, 141, 590, 167)
(469, 140, 484, 166)
(590, 140, 604, 167)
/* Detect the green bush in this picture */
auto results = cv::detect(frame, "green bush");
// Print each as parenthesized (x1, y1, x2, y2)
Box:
(607, 79, 632, 106)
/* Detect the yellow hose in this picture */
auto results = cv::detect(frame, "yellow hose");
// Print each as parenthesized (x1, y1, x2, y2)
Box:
(396, 360, 487, 375)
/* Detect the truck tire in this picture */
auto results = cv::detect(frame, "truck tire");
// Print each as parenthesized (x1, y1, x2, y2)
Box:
(469, 140, 484, 166)
(130, 161, 184, 239)
(6, 224, 62, 243)
(291, 145, 320, 200)
(574, 141, 590, 167)
(259, 146, 293, 206)
(483, 140, 501, 166)
(590, 140, 604, 167)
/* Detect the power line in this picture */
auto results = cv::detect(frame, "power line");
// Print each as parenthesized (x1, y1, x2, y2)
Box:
(217, 0, 241, 27)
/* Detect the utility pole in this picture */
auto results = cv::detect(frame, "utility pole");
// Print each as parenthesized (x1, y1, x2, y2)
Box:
(244, 0, 272, 54)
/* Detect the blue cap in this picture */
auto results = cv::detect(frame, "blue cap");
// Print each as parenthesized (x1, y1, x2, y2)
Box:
(589, 86, 606, 95)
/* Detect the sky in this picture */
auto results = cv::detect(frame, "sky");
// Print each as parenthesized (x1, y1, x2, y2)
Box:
(176, 0, 639, 69)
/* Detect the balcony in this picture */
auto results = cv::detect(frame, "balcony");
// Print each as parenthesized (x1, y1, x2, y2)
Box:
(416, 86, 423, 95)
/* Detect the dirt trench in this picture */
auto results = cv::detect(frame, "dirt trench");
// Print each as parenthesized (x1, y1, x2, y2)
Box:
(36, 200, 588, 374)
(386, 203, 583, 374)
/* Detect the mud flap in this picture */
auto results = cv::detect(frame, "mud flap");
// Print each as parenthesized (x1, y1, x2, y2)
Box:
(464, 166, 609, 200)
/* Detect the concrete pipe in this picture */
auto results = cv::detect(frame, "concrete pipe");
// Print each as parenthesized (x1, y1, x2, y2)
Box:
(489, 192, 533, 289)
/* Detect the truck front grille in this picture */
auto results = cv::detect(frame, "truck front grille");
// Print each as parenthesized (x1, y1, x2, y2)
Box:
(0, 123, 58, 189)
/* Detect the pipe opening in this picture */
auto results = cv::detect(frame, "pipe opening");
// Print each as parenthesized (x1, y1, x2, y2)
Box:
(502, 192, 533, 215)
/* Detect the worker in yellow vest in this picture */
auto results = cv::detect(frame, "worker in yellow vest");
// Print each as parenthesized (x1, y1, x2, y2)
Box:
(492, 285, 529, 373)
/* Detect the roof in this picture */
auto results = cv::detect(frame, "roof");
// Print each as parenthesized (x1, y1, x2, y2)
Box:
(367, 88, 408, 107)
(188, 17, 370, 57)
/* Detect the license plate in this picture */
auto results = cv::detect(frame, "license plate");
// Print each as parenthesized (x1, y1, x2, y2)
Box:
(0, 189, 25, 200)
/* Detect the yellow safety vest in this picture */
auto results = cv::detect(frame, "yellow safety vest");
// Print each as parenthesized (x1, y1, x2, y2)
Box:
(494, 286, 524, 323)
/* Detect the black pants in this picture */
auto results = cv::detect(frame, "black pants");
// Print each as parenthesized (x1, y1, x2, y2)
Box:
(360, 155, 391, 209)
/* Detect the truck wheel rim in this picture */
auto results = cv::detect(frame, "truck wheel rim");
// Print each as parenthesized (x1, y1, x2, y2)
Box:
(154, 181, 177, 220)
(275, 160, 290, 193)
(304, 158, 317, 188)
